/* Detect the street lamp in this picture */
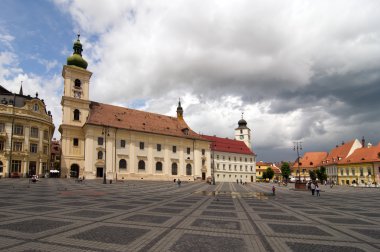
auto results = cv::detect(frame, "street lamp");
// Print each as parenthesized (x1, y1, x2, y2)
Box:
(102, 127, 109, 184)
(293, 141, 304, 188)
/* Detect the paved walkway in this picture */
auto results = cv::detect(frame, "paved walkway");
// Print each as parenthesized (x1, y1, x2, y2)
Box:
(0, 179, 379, 251)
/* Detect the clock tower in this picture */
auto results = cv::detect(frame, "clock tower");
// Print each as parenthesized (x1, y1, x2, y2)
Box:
(234, 114, 252, 150)
(59, 35, 92, 178)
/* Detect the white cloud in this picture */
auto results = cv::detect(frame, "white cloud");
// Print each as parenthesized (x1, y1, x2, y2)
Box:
(48, 0, 380, 159)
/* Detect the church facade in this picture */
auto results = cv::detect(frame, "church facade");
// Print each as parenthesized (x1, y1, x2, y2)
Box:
(59, 37, 211, 181)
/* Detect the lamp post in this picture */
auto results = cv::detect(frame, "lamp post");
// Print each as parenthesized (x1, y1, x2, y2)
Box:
(102, 127, 109, 184)
(293, 141, 304, 189)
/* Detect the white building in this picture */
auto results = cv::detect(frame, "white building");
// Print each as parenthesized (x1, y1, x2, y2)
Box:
(59, 36, 211, 181)
(202, 118, 256, 183)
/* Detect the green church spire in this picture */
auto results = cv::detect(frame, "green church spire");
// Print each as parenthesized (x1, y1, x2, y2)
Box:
(67, 34, 88, 69)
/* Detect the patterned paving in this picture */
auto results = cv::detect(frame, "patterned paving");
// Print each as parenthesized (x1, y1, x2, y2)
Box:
(0, 178, 379, 252)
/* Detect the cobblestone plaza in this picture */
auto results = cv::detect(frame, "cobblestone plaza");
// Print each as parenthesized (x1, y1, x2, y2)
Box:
(0, 179, 379, 251)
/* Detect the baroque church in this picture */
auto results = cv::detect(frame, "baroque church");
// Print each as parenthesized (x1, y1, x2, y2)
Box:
(59, 36, 256, 182)
(59, 36, 211, 181)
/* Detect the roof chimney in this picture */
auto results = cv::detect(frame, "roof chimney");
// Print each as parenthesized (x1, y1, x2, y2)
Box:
(362, 136, 365, 148)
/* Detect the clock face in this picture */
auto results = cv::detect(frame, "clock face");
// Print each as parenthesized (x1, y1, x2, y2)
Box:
(240, 135, 244, 139)
(74, 91, 81, 98)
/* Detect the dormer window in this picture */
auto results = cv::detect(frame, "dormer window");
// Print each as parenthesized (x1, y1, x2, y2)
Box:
(33, 103, 39, 111)
(74, 79, 81, 88)
(182, 128, 189, 135)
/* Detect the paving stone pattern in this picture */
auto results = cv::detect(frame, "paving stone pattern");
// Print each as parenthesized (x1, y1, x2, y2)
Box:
(0, 179, 379, 251)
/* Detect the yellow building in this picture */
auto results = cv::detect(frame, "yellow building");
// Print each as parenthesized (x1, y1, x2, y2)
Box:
(291, 152, 328, 182)
(59, 36, 211, 181)
(322, 139, 362, 184)
(0, 85, 54, 178)
(337, 141, 380, 186)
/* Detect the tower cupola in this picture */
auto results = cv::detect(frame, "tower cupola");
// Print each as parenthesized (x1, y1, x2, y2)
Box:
(67, 34, 88, 69)
(176, 98, 183, 120)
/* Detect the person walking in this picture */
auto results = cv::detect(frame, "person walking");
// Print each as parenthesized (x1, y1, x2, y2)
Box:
(310, 182, 316, 196)
(316, 184, 320, 196)
(177, 179, 181, 187)
(272, 186, 276, 196)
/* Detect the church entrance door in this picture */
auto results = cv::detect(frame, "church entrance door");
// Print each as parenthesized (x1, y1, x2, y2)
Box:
(96, 167, 103, 178)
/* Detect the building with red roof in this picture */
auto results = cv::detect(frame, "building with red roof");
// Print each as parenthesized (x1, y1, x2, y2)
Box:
(335, 140, 380, 185)
(291, 152, 328, 181)
(201, 121, 256, 183)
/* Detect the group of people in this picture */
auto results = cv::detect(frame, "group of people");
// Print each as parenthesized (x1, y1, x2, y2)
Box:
(309, 182, 321, 196)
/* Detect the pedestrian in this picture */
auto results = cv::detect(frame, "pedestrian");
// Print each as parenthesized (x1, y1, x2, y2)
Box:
(272, 186, 275, 196)
(177, 179, 181, 187)
(240, 179, 242, 184)
(310, 182, 316, 195)
(236, 179, 239, 184)
(316, 184, 320, 196)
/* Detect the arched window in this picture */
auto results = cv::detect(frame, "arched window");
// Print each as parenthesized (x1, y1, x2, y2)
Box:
(156, 162, 162, 171)
(98, 151, 103, 160)
(186, 164, 192, 175)
(172, 163, 178, 175)
(119, 159, 127, 170)
(74, 79, 81, 88)
(73, 109, 80, 121)
(138, 160, 145, 170)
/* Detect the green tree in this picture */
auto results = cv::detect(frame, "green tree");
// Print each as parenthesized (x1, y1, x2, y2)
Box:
(280, 162, 291, 182)
(266, 167, 275, 180)
(316, 166, 327, 182)
(262, 171, 268, 181)
(309, 170, 317, 181)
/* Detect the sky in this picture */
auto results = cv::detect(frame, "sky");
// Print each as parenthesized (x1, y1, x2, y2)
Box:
(0, 0, 379, 162)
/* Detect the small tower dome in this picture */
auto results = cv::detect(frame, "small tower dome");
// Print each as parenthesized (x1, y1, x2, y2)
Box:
(67, 34, 88, 69)
(176, 98, 183, 120)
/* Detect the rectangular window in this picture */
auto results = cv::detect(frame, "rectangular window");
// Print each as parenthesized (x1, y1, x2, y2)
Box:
(223, 164, 225, 170)
(0, 123, 5, 132)
(250, 166, 253, 171)
(0, 140, 4, 151)
(217, 155, 219, 159)
(120, 140, 126, 148)
(43, 130, 49, 140)
(30, 127, 39, 138)
(187, 147, 190, 155)
(43, 145, 48, 154)
(157, 144, 161, 151)
(172, 146, 176, 153)
(73, 138, 79, 147)
(201, 149, 205, 155)
(13, 142, 22, 151)
(98, 137, 104, 145)
(11, 160, 22, 173)
(14, 125, 23, 135)
(368, 168, 372, 176)
(340, 169, 344, 176)
(223, 156, 225, 160)
(245, 158, 247, 162)
(351, 169, 355, 176)
(140, 142, 144, 150)
(30, 143, 38, 153)
(234, 165, 237, 171)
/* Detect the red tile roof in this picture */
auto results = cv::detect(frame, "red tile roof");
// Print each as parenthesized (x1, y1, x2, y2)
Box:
(86, 102, 207, 141)
(293, 152, 328, 168)
(340, 142, 380, 164)
(323, 139, 359, 165)
(201, 135, 255, 155)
